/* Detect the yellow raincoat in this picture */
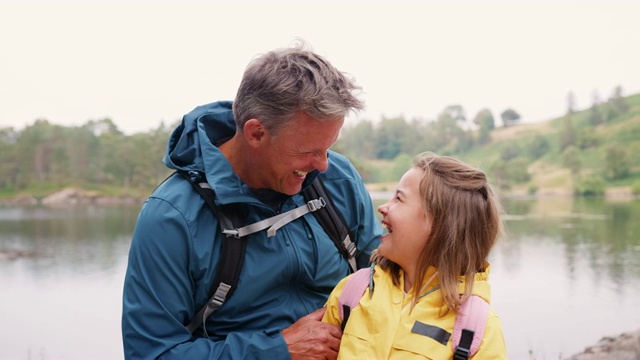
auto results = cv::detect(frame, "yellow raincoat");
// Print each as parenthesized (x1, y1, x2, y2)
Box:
(323, 264, 506, 359)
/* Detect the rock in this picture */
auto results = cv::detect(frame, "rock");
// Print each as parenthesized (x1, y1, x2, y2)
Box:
(565, 330, 640, 360)
(41, 187, 100, 205)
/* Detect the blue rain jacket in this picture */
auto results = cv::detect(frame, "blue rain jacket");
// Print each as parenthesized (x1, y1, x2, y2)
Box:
(122, 101, 382, 359)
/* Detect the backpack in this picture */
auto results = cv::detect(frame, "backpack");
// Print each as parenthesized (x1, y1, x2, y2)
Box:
(177, 170, 358, 335)
(338, 268, 490, 360)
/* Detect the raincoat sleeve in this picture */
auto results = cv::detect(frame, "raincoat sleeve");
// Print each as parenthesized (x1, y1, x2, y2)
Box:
(321, 276, 350, 327)
(473, 310, 508, 360)
(121, 197, 290, 360)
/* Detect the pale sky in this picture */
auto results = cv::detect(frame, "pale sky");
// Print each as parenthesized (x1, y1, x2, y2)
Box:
(1, 1, 639, 134)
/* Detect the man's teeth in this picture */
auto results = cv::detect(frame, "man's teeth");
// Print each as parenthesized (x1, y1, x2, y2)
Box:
(294, 170, 308, 177)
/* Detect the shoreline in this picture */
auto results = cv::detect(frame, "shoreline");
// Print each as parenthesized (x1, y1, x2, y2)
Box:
(0, 185, 639, 206)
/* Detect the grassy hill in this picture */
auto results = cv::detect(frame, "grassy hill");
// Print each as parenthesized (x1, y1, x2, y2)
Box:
(364, 93, 640, 197)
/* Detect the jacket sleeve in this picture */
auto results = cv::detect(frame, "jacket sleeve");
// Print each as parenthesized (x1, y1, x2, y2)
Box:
(473, 310, 507, 360)
(321, 276, 349, 327)
(121, 197, 291, 360)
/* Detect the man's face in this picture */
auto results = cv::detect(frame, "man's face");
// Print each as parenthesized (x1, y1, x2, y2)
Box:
(254, 112, 344, 195)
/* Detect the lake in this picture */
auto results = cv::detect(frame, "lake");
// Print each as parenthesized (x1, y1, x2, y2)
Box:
(1, 196, 639, 360)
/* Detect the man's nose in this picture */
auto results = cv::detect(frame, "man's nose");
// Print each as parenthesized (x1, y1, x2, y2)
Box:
(313, 152, 329, 172)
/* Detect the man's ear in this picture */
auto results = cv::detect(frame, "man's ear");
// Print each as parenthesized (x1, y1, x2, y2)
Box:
(243, 119, 267, 147)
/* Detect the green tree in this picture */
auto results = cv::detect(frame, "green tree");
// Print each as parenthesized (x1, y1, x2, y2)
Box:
(500, 108, 521, 127)
(14, 119, 69, 187)
(609, 85, 629, 115)
(500, 143, 521, 161)
(562, 146, 582, 176)
(424, 107, 468, 153)
(604, 144, 630, 180)
(339, 120, 377, 160)
(473, 109, 495, 145)
(375, 116, 413, 160)
(443, 104, 467, 128)
(559, 116, 577, 151)
(587, 91, 604, 126)
(0, 127, 19, 188)
(527, 134, 550, 159)
(574, 175, 605, 196)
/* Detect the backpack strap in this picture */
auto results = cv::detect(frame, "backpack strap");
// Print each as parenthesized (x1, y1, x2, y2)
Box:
(179, 171, 247, 336)
(303, 176, 357, 273)
(452, 295, 490, 359)
(337, 266, 373, 330)
(337, 265, 490, 359)
(179, 171, 358, 335)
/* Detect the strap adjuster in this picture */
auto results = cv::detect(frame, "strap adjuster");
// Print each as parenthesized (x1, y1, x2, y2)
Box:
(307, 198, 326, 212)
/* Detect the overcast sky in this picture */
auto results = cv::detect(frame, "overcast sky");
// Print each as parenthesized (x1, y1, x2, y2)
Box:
(1, 1, 638, 134)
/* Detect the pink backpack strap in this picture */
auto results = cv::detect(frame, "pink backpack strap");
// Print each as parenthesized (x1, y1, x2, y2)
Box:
(452, 295, 490, 359)
(338, 268, 371, 322)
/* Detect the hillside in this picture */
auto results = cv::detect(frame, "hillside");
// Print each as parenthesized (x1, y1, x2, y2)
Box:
(362, 93, 640, 197)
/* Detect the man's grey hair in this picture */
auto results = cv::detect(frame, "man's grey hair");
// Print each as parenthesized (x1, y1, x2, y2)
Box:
(232, 40, 364, 135)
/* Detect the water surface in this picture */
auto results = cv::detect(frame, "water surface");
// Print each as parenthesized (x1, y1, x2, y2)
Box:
(1, 197, 639, 359)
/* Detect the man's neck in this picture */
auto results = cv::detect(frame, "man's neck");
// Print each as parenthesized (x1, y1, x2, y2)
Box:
(218, 135, 255, 188)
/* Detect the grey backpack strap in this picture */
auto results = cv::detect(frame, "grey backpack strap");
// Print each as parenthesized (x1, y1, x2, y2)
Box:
(222, 197, 326, 238)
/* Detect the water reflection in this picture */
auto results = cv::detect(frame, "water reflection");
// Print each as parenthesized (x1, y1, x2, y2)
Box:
(491, 197, 640, 359)
(0, 205, 138, 360)
(502, 197, 640, 291)
(0, 205, 137, 277)
(1, 199, 639, 360)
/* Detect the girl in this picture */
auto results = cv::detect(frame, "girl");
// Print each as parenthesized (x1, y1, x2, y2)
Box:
(323, 152, 507, 359)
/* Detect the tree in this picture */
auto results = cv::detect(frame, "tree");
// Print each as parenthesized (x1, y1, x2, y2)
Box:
(527, 134, 550, 159)
(608, 85, 629, 116)
(604, 144, 630, 180)
(559, 116, 577, 151)
(500, 143, 521, 161)
(0, 127, 19, 188)
(562, 146, 582, 177)
(339, 120, 377, 160)
(500, 108, 521, 127)
(566, 91, 577, 114)
(375, 116, 413, 160)
(473, 109, 495, 144)
(443, 104, 467, 128)
(587, 91, 603, 126)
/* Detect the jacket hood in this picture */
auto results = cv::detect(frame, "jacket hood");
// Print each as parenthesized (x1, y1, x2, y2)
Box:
(412, 263, 492, 304)
(163, 101, 236, 173)
(457, 262, 492, 304)
(162, 101, 320, 203)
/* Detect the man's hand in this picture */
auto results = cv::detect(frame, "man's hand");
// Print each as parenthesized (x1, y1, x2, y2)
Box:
(282, 307, 342, 360)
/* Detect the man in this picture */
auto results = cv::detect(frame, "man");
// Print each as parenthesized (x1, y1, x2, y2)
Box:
(121, 42, 381, 359)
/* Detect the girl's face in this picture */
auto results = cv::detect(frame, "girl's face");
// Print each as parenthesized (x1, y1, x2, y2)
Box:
(377, 167, 433, 272)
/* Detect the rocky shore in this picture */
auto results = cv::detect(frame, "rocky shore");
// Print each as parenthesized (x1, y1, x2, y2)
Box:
(564, 330, 640, 360)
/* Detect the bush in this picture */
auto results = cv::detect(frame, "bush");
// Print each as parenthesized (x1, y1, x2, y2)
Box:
(574, 176, 606, 196)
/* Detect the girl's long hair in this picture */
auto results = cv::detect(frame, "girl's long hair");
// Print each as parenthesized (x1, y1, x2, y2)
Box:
(372, 152, 504, 313)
